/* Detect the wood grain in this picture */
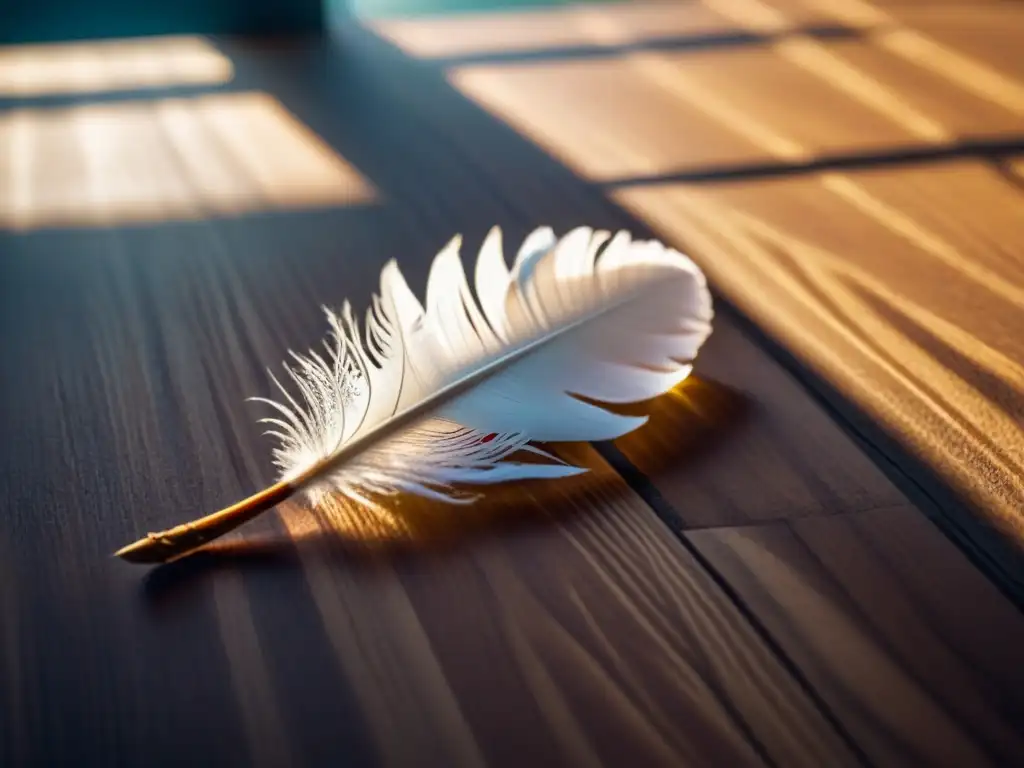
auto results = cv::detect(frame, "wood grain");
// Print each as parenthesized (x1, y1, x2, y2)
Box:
(276, 446, 867, 768)
(449, 42, 941, 182)
(0, 23, 872, 767)
(612, 161, 1024, 592)
(420, 0, 1024, 594)
(433, 2, 1024, 185)
(414, 0, 1024, 581)
(3, 2, 1024, 765)
(0, 90, 375, 229)
(372, 4, 1024, 760)
(688, 506, 1024, 767)
(887, 3, 1024, 86)
(0, 204, 861, 767)
(607, 320, 904, 528)
(369, 0, 769, 60)
(792, 37, 1024, 139)
(0, 35, 234, 97)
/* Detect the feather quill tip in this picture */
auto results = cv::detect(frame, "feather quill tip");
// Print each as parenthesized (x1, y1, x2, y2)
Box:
(114, 536, 186, 564)
(113, 538, 159, 563)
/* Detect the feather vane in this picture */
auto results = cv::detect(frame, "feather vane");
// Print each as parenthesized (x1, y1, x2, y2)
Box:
(253, 225, 713, 506)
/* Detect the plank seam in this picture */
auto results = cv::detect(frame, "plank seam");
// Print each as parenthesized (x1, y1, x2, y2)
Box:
(601, 137, 1024, 187)
(415, 25, 868, 69)
(593, 439, 876, 768)
(677, 503, 914, 532)
(676, 299, 1024, 614)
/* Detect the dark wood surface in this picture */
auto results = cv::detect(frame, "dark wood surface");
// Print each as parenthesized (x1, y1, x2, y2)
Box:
(689, 506, 1024, 767)
(3, 1, 1024, 766)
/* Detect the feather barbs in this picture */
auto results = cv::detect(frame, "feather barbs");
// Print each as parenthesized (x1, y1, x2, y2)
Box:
(251, 225, 713, 507)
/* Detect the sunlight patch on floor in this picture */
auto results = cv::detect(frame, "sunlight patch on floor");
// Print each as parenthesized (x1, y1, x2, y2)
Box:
(366, 1, 737, 59)
(0, 36, 233, 97)
(0, 91, 377, 230)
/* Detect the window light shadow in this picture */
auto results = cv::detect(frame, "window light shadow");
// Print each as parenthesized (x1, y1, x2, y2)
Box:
(0, 35, 234, 98)
(0, 90, 377, 230)
(367, 1, 737, 59)
(363, 0, 862, 60)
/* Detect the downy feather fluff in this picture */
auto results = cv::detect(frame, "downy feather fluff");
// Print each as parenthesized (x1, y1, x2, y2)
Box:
(251, 225, 713, 507)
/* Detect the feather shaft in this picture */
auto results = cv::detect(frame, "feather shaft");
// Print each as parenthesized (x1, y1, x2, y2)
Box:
(113, 281, 657, 564)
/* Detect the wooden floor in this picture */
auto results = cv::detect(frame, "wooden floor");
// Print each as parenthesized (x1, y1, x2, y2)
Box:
(2, 1, 1024, 766)
(376, 0, 1024, 597)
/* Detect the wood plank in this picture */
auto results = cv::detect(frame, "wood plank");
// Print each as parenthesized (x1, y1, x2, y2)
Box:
(437, 0, 1023, 190)
(0, 36, 234, 98)
(611, 160, 1024, 595)
(884, 4, 1024, 84)
(449, 54, 781, 181)
(423, 0, 1024, 591)
(607, 320, 904, 528)
(687, 506, 1024, 767)
(0, 229, 273, 768)
(368, 0, 856, 62)
(278, 444, 866, 768)
(811, 0, 1024, 118)
(801, 38, 1022, 140)
(0, 92, 376, 231)
(368, 1, 764, 60)
(450, 43, 934, 183)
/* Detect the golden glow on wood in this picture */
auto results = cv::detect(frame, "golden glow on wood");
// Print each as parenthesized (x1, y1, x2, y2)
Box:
(0, 36, 233, 97)
(421, 0, 1024, 565)
(612, 164, 1024, 542)
(370, 2, 742, 59)
(0, 92, 376, 230)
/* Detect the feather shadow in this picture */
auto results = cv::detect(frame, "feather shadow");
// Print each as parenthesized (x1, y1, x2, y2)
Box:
(141, 377, 746, 605)
(610, 374, 752, 477)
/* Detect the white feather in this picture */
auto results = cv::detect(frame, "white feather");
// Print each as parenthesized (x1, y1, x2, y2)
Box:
(250, 225, 713, 506)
